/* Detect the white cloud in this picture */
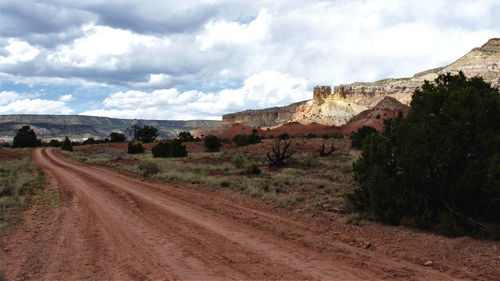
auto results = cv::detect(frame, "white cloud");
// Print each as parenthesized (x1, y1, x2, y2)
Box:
(0, 39, 39, 64)
(46, 25, 163, 69)
(81, 71, 309, 120)
(59, 94, 74, 102)
(0, 91, 73, 114)
(0, 91, 21, 105)
(197, 9, 271, 50)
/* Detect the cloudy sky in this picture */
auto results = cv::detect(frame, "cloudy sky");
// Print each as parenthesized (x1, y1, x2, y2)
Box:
(1, 0, 498, 120)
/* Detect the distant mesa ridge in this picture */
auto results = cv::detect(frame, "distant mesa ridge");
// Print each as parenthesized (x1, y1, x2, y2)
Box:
(0, 114, 220, 141)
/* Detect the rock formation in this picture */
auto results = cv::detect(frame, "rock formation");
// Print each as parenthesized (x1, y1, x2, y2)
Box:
(221, 101, 306, 127)
(313, 86, 332, 100)
(222, 38, 500, 130)
(341, 97, 410, 134)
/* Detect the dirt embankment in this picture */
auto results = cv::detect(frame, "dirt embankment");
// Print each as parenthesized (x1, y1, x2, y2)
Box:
(1, 148, 498, 280)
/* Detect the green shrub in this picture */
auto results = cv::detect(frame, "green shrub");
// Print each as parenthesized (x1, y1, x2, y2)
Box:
(350, 126, 378, 149)
(60, 136, 73, 152)
(12, 125, 41, 148)
(110, 132, 127, 143)
(178, 131, 195, 142)
(232, 134, 261, 147)
(48, 139, 61, 147)
(128, 141, 144, 154)
(204, 135, 221, 152)
(152, 139, 187, 158)
(220, 181, 231, 187)
(83, 138, 97, 145)
(304, 133, 317, 139)
(0, 184, 14, 197)
(347, 72, 500, 237)
(278, 133, 290, 140)
(129, 125, 158, 143)
(244, 163, 261, 175)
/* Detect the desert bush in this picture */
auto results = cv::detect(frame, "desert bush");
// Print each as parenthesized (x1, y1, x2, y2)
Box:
(347, 72, 500, 237)
(350, 126, 378, 149)
(83, 138, 97, 145)
(204, 135, 221, 152)
(138, 161, 161, 177)
(178, 131, 195, 142)
(60, 136, 73, 152)
(12, 125, 41, 148)
(152, 139, 187, 158)
(48, 139, 61, 147)
(127, 141, 144, 154)
(0, 184, 14, 197)
(231, 155, 246, 169)
(232, 133, 261, 147)
(220, 180, 231, 187)
(304, 133, 317, 139)
(244, 163, 261, 175)
(110, 132, 127, 143)
(278, 133, 290, 140)
(129, 125, 158, 143)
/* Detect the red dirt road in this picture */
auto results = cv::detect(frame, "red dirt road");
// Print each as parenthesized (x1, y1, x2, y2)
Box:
(0, 148, 490, 280)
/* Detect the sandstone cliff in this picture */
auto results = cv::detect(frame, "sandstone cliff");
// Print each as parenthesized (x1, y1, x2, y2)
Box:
(221, 101, 306, 127)
(223, 38, 499, 130)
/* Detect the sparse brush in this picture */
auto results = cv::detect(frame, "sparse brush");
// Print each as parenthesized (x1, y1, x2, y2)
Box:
(345, 213, 363, 226)
(244, 163, 261, 175)
(232, 155, 246, 169)
(318, 143, 335, 157)
(138, 161, 161, 177)
(266, 139, 293, 168)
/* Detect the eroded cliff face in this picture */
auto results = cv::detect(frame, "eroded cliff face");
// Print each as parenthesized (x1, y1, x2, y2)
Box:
(333, 38, 500, 107)
(221, 101, 306, 127)
(289, 99, 366, 126)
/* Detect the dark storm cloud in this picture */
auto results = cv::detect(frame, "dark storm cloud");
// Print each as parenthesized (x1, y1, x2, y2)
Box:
(0, 0, 93, 45)
(88, 2, 219, 35)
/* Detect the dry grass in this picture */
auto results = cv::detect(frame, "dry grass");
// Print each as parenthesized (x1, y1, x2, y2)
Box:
(0, 149, 50, 235)
(67, 137, 358, 211)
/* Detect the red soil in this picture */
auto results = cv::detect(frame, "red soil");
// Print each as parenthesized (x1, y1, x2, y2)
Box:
(0, 148, 22, 160)
(1, 148, 498, 280)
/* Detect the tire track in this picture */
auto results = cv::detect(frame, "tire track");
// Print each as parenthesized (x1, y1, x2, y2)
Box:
(2, 148, 459, 280)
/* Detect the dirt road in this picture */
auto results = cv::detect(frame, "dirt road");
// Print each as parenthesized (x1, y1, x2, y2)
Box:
(0, 148, 481, 280)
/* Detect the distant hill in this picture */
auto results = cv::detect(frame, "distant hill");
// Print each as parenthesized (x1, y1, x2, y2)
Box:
(0, 115, 220, 141)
